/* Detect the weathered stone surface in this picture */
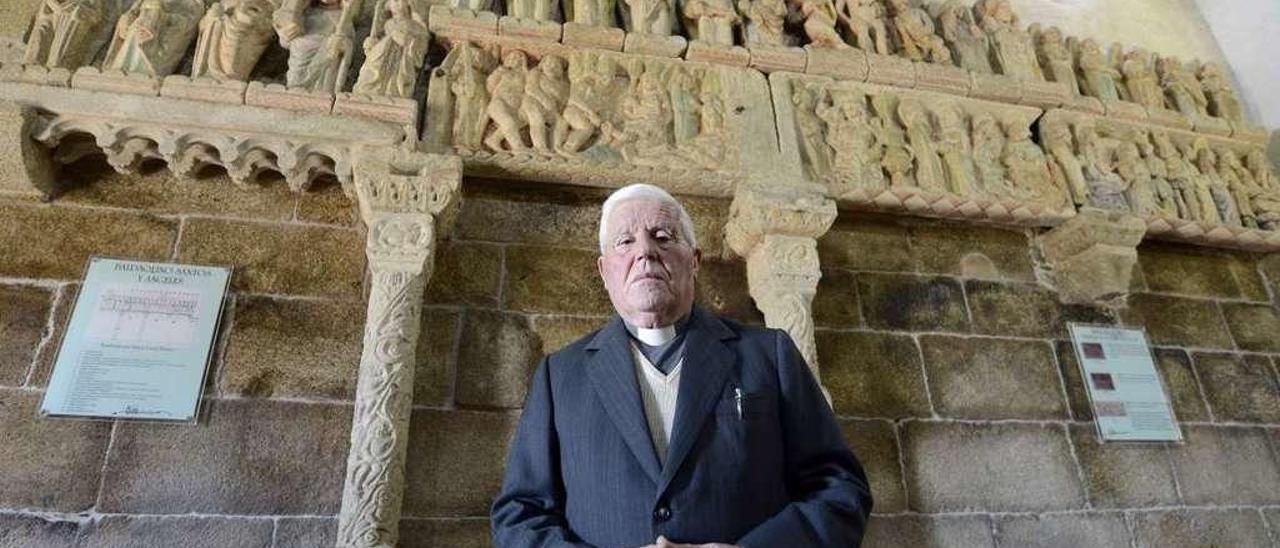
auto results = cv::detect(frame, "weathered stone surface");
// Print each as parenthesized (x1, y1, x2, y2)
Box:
(0, 0, 45, 43)
(531, 315, 606, 355)
(1121, 294, 1234, 349)
(994, 513, 1132, 548)
(0, 389, 110, 512)
(83, 515, 274, 548)
(0, 285, 52, 387)
(1191, 352, 1280, 423)
(818, 217, 914, 273)
(1225, 254, 1271, 303)
(415, 307, 460, 407)
(220, 296, 363, 400)
(1130, 509, 1273, 548)
(1261, 254, 1280, 303)
(863, 515, 994, 548)
(455, 180, 603, 249)
(857, 274, 970, 332)
(274, 518, 336, 548)
(1137, 243, 1252, 299)
(0, 514, 83, 548)
(175, 218, 364, 298)
(1168, 426, 1280, 506)
(456, 310, 540, 409)
(902, 422, 1084, 512)
(1068, 423, 1179, 508)
(98, 398, 351, 514)
(1056, 344, 1210, 422)
(58, 159, 295, 221)
(919, 335, 1066, 420)
(839, 419, 905, 513)
(817, 331, 931, 418)
(403, 408, 519, 517)
(0, 203, 176, 280)
(965, 280, 1113, 338)
(813, 268, 862, 328)
(680, 195, 730, 258)
(910, 223, 1034, 281)
(695, 258, 763, 325)
(424, 241, 502, 307)
(1220, 303, 1280, 353)
(295, 183, 359, 226)
(28, 284, 74, 388)
(1054, 340, 1093, 421)
(399, 518, 492, 548)
(503, 245, 611, 315)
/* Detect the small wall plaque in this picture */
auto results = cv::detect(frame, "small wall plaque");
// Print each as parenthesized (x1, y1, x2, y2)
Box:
(1068, 323, 1182, 442)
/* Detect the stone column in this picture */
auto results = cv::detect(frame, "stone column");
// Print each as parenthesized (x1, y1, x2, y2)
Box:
(1039, 208, 1147, 305)
(336, 148, 462, 548)
(726, 186, 837, 382)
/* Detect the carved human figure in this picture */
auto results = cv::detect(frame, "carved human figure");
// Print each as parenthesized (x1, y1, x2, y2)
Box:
(1115, 140, 1160, 216)
(610, 71, 675, 165)
(1198, 62, 1245, 122)
(668, 68, 701, 144)
(871, 95, 915, 188)
(933, 0, 991, 73)
(792, 83, 832, 178)
(1072, 37, 1121, 101)
(1001, 121, 1056, 206)
(1119, 48, 1163, 109)
(1041, 117, 1088, 206)
(352, 0, 429, 97)
(970, 112, 1006, 196)
(520, 55, 569, 153)
(620, 0, 676, 35)
(679, 77, 728, 168)
(1139, 135, 1183, 219)
(444, 43, 492, 149)
(555, 56, 617, 154)
(104, 0, 204, 76)
(933, 105, 977, 197)
(566, 0, 616, 26)
(834, 0, 888, 54)
(1245, 149, 1280, 229)
(973, 0, 1040, 80)
(682, 0, 740, 45)
(1154, 132, 1204, 221)
(1077, 124, 1130, 211)
(1192, 145, 1239, 225)
(191, 0, 275, 81)
(274, 0, 359, 93)
(1031, 25, 1077, 92)
(509, 0, 556, 21)
(23, 0, 106, 69)
(885, 0, 950, 64)
(1180, 142, 1222, 223)
(792, 0, 847, 49)
(816, 90, 885, 192)
(1155, 57, 1208, 118)
(898, 99, 945, 192)
(738, 0, 787, 45)
(483, 50, 531, 152)
(1217, 149, 1257, 227)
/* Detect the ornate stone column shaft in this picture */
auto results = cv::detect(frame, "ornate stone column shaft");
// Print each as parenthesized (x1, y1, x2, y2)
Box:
(337, 149, 462, 548)
(726, 186, 837, 382)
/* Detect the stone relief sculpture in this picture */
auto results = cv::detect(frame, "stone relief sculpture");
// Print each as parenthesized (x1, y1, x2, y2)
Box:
(1001, 120, 1059, 207)
(1157, 56, 1208, 119)
(483, 50, 531, 152)
(738, 0, 788, 46)
(103, 0, 204, 77)
(1192, 143, 1239, 225)
(620, 0, 677, 35)
(834, 0, 889, 54)
(1119, 48, 1163, 110)
(1040, 116, 1089, 207)
(1076, 123, 1130, 211)
(352, 0, 430, 97)
(815, 89, 885, 194)
(1115, 139, 1159, 215)
(554, 54, 622, 154)
(1031, 25, 1077, 92)
(520, 55, 570, 153)
(441, 42, 494, 149)
(509, 0, 557, 21)
(1137, 134, 1182, 219)
(897, 98, 946, 193)
(273, 0, 360, 93)
(565, 0, 616, 27)
(870, 95, 914, 188)
(933, 104, 977, 196)
(792, 0, 847, 49)
(793, 82, 833, 178)
(191, 0, 277, 81)
(885, 0, 950, 64)
(682, 0, 741, 45)
(1198, 62, 1245, 123)
(973, 0, 1039, 80)
(970, 111, 1005, 196)
(932, 0, 990, 73)
(1241, 150, 1280, 230)
(1071, 37, 1120, 101)
(23, 0, 111, 69)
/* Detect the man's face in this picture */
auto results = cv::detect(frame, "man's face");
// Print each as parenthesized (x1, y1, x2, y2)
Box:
(598, 199, 701, 328)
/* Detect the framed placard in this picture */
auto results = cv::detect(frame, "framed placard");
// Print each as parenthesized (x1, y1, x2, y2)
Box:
(1068, 323, 1182, 442)
(40, 257, 232, 422)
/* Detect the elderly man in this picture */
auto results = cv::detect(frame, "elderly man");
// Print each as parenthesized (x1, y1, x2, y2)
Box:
(492, 184, 873, 547)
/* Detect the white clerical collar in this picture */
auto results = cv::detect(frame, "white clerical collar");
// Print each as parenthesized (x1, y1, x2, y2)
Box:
(625, 322, 677, 346)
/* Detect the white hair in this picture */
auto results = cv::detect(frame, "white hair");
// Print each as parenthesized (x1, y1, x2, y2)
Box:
(598, 184, 698, 254)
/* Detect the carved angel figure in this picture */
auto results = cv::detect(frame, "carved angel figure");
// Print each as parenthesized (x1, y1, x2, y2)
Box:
(973, 0, 1040, 80)
(1040, 117, 1088, 206)
(834, 0, 888, 54)
(738, 0, 788, 46)
(483, 50, 531, 152)
(192, 0, 276, 81)
(1002, 121, 1057, 207)
(1157, 56, 1208, 118)
(932, 0, 990, 73)
(352, 0, 430, 98)
(885, 0, 950, 64)
(620, 0, 676, 35)
(816, 89, 886, 193)
(103, 0, 204, 76)
(520, 55, 569, 153)
(24, 0, 106, 69)
(792, 0, 847, 49)
(1072, 37, 1120, 101)
(898, 99, 945, 193)
(1031, 25, 1077, 92)
(1120, 48, 1163, 109)
(1198, 62, 1245, 122)
(682, 0, 741, 45)
(273, 0, 358, 93)
(933, 105, 977, 197)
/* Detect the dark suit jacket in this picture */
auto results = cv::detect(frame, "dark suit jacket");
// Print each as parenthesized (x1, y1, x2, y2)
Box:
(491, 306, 873, 547)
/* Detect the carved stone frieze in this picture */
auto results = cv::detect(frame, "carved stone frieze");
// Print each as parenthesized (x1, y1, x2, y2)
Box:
(273, 0, 362, 93)
(103, 0, 204, 77)
(191, 0, 277, 81)
(23, 0, 119, 71)
(1039, 207, 1147, 305)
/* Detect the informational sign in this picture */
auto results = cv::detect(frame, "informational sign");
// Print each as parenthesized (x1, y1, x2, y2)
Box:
(1068, 323, 1182, 442)
(40, 257, 231, 422)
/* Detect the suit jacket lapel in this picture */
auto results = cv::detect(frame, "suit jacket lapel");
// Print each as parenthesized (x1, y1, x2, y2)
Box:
(585, 316, 663, 486)
(657, 307, 735, 497)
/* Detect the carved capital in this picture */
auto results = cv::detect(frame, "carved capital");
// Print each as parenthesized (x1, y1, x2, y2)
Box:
(355, 147, 463, 273)
(725, 186, 836, 258)
(1039, 208, 1148, 305)
(0, 101, 58, 199)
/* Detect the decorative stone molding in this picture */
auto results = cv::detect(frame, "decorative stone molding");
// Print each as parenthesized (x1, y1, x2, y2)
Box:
(726, 186, 837, 381)
(0, 101, 58, 199)
(1038, 208, 1147, 305)
(337, 148, 462, 548)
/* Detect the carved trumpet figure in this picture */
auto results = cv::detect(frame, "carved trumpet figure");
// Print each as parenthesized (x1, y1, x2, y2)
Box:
(273, 0, 361, 93)
(885, 0, 950, 64)
(1198, 62, 1245, 122)
(104, 0, 204, 76)
(738, 0, 788, 46)
(353, 0, 430, 98)
(191, 0, 276, 81)
(974, 0, 1040, 80)
(682, 0, 741, 45)
(24, 0, 107, 69)
(834, 0, 889, 54)
(1158, 56, 1208, 118)
(933, 0, 991, 73)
